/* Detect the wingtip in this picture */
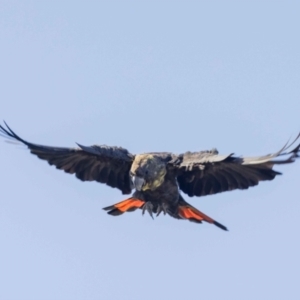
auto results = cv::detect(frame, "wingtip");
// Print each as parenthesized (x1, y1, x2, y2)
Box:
(0, 121, 26, 144)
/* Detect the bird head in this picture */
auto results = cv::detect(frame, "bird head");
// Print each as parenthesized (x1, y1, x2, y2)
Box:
(130, 154, 167, 191)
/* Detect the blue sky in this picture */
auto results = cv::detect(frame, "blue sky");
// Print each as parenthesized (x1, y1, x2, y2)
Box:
(1, 1, 300, 299)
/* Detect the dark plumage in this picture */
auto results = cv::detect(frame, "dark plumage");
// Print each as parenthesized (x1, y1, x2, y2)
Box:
(1, 122, 299, 231)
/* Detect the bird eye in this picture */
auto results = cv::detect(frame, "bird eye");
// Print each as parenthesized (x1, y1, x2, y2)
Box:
(145, 170, 149, 175)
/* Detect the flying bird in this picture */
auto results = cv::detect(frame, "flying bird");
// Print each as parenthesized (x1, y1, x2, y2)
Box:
(1, 122, 299, 231)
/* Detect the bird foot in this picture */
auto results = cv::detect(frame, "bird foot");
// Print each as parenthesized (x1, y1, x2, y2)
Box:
(142, 202, 154, 219)
(156, 203, 168, 217)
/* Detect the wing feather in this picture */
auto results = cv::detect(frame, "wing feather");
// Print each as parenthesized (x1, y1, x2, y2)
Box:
(173, 136, 300, 197)
(0, 122, 134, 194)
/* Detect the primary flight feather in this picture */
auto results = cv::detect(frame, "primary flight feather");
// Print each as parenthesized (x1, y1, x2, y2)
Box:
(1, 121, 299, 231)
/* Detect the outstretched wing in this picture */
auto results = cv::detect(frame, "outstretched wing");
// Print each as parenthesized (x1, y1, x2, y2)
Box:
(0, 122, 134, 194)
(171, 136, 300, 197)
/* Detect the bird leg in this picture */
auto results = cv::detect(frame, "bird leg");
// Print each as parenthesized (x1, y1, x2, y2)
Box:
(142, 202, 154, 219)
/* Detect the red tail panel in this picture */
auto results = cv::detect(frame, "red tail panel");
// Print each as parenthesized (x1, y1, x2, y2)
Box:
(114, 198, 145, 212)
(178, 204, 228, 231)
(178, 206, 214, 223)
(103, 198, 145, 216)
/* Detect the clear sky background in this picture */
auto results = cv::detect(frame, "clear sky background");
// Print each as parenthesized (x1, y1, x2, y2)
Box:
(0, 1, 300, 300)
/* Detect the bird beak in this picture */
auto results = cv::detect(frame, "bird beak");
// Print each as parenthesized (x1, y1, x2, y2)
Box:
(132, 176, 145, 191)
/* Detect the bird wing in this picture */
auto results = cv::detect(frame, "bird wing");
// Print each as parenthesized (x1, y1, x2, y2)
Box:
(0, 122, 134, 194)
(171, 135, 300, 197)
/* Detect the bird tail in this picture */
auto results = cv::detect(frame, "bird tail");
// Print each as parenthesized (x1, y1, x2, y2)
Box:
(176, 197, 228, 231)
(103, 196, 228, 231)
(103, 198, 145, 216)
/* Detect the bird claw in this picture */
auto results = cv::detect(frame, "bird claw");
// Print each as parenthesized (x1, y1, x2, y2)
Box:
(142, 202, 154, 219)
(156, 203, 168, 217)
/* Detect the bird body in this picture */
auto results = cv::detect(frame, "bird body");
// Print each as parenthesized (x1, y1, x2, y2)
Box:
(1, 122, 299, 231)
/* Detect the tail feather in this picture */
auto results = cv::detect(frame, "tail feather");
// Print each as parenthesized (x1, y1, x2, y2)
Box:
(103, 198, 145, 216)
(177, 198, 228, 231)
(103, 197, 228, 231)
